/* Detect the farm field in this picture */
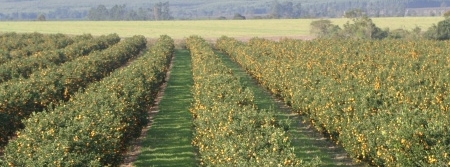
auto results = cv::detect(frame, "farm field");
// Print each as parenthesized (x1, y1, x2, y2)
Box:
(216, 50, 363, 167)
(0, 33, 344, 166)
(216, 36, 450, 166)
(0, 17, 443, 39)
(186, 36, 314, 166)
(0, 34, 173, 166)
(2, 16, 450, 165)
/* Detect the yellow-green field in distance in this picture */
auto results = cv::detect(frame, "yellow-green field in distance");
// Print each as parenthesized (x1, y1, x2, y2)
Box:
(0, 17, 443, 39)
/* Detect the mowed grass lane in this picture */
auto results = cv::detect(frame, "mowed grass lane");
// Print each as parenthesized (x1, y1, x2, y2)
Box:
(216, 51, 365, 167)
(134, 49, 197, 166)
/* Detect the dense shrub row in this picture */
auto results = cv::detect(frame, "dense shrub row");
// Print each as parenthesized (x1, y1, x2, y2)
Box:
(1, 35, 174, 166)
(0, 33, 120, 83)
(0, 35, 145, 147)
(0, 32, 52, 51)
(0, 32, 75, 65)
(0, 32, 35, 52)
(216, 36, 450, 166)
(186, 36, 317, 166)
(0, 32, 60, 57)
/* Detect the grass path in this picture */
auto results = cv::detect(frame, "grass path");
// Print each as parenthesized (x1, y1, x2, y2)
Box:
(216, 51, 366, 167)
(133, 49, 197, 167)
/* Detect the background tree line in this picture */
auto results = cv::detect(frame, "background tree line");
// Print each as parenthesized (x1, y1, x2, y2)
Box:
(1, 0, 450, 20)
(87, 2, 173, 21)
(310, 9, 450, 40)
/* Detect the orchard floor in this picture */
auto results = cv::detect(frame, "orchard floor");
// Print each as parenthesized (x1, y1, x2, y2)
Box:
(121, 48, 368, 166)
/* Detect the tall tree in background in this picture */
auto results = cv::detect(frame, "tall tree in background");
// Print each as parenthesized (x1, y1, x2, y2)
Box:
(109, 4, 126, 20)
(137, 7, 152, 20)
(341, 9, 387, 39)
(310, 19, 341, 38)
(153, 2, 173, 20)
(268, 1, 301, 19)
(436, 18, 450, 40)
(268, 1, 282, 18)
(153, 3, 161, 20)
(36, 13, 46, 21)
(281, 2, 293, 18)
(88, 5, 109, 20)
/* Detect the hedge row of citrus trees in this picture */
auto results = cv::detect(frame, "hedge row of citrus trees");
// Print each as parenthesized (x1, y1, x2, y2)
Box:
(1, 35, 174, 166)
(0, 33, 120, 83)
(216, 36, 450, 166)
(0, 32, 74, 65)
(0, 32, 65, 52)
(0, 32, 45, 53)
(0, 35, 145, 147)
(186, 36, 318, 166)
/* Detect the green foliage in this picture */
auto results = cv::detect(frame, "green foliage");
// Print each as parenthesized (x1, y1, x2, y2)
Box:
(341, 16, 388, 40)
(424, 24, 439, 39)
(0, 33, 120, 83)
(216, 36, 450, 166)
(437, 18, 450, 40)
(310, 15, 388, 40)
(444, 10, 450, 18)
(187, 36, 319, 166)
(0, 34, 143, 147)
(387, 27, 422, 39)
(424, 18, 450, 40)
(2, 35, 174, 166)
(233, 13, 246, 20)
(310, 19, 341, 38)
(0, 33, 73, 65)
(387, 29, 410, 39)
(36, 13, 46, 21)
(343, 9, 364, 19)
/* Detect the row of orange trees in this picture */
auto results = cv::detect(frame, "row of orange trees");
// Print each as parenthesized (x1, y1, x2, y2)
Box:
(0, 32, 75, 65)
(0, 34, 120, 83)
(0, 35, 145, 147)
(1, 35, 174, 166)
(186, 36, 318, 166)
(216, 36, 450, 166)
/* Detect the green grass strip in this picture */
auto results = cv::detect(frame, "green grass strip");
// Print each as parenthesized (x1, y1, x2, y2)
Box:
(134, 49, 197, 167)
(216, 51, 359, 167)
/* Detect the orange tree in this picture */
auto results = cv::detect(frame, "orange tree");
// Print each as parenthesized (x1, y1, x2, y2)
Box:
(216, 36, 450, 166)
(2, 35, 174, 166)
(0, 33, 120, 83)
(0, 35, 144, 147)
(0, 33, 74, 65)
(187, 36, 319, 166)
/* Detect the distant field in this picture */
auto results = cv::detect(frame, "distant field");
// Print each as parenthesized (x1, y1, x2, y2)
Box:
(0, 17, 443, 39)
